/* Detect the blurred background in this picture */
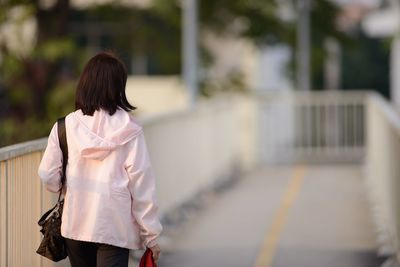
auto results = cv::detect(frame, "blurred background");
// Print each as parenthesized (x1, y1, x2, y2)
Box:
(0, 0, 395, 146)
(3, 0, 400, 267)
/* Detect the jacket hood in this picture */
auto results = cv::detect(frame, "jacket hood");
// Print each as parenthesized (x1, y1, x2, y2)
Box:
(68, 109, 142, 160)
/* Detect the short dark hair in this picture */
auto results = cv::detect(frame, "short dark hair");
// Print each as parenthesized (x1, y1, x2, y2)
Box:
(75, 51, 136, 116)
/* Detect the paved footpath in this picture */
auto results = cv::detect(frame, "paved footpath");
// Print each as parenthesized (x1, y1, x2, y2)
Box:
(157, 165, 386, 267)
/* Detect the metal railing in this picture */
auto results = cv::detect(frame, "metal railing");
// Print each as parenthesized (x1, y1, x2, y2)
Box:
(256, 90, 366, 164)
(0, 139, 69, 267)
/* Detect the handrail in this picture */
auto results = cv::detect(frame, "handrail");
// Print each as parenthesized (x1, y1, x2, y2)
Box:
(0, 138, 47, 161)
(254, 90, 367, 163)
(365, 92, 400, 262)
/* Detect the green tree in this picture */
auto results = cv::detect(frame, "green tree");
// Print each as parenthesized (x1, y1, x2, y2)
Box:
(309, 0, 352, 90)
(0, 0, 354, 147)
(0, 0, 79, 146)
(341, 32, 390, 98)
(152, 0, 350, 92)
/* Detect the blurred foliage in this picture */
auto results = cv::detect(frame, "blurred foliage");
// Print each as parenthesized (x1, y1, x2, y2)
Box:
(0, 0, 81, 147)
(1, 0, 293, 148)
(310, 5, 390, 97)
(306, 0, 352, 90)
(151, 0, 350, 94)
(341, 32, 390, 98)
(0, 0, 388, 147)
(200, 70, 247, 97)
(197, 0, 289, 44)
(70, 4, 182, 74)
(152, 0, 291, 96)
(198, 0, 291, 96)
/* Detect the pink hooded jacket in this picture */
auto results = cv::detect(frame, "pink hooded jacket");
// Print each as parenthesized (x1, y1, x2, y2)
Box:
(38, 108, 162, 249)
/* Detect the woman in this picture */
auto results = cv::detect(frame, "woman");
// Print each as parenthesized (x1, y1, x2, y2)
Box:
(38, 52, 162, 266)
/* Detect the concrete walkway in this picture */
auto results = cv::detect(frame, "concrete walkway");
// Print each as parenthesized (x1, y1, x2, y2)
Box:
(157, 165, 385, 267)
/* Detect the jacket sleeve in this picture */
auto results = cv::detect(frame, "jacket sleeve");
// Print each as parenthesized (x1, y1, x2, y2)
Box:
(38, 123, 63, 193)
(125, 130, 163, 248)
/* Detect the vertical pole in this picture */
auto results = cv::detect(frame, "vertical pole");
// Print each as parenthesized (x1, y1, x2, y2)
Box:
(297, 0, 311, 91)
(324, 37, 341, 90)
(183, 0, 198, 107)
(390, 0, 400, 108)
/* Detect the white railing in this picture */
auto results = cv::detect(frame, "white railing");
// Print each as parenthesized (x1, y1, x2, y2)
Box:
(0, 94, 253, 266)
(255, 91, 367, 164)
(255, 90, 400, 264)
(0, 140, 66, 267)
(141, 95, 244, 214)
(365, 92, 400, 262)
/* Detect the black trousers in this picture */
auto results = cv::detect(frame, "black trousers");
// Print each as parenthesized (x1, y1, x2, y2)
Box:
(65, 238, 129, 267)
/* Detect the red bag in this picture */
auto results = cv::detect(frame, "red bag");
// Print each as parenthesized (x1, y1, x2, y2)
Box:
(140, 248, 157, 267)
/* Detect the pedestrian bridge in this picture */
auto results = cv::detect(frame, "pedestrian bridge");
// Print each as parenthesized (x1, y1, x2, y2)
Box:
(1, 91, 399, 267)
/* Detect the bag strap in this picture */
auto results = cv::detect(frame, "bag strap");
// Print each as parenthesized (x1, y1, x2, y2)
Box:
(37, 117, 68, 226)
(37, 202, 59, 226)
(57, 117, 68, 199)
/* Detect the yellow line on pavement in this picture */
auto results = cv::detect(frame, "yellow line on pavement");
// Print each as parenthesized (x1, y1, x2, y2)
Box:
(253, 165, 307, 267)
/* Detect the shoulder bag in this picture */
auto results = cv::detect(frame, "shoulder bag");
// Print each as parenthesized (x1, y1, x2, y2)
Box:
(36, 117, 68, 262)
